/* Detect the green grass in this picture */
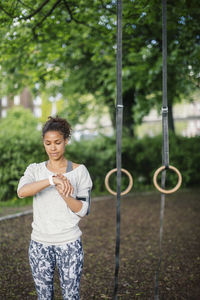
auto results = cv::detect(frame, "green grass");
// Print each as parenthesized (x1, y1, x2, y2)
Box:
(0, 196, 33, 208)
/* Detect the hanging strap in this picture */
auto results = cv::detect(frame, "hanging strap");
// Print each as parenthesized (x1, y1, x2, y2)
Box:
(113, 0, 123, 299)
(162, 0, 169, 169)
(154, 1, 168, 299)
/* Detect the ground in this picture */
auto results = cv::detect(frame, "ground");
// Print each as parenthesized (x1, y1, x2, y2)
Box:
(0, 190, 199, 300)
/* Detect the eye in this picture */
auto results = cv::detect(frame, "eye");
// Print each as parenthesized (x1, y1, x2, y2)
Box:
(56, 142, 61, 145)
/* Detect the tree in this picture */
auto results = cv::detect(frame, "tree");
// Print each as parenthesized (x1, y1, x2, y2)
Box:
(0, 0, 199, 135)
(0, 106, 45, 201)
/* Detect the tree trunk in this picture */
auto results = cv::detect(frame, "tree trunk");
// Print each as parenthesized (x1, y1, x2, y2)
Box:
(168, 103, 175, 133)
(105, 98, 116, 130)
(123, 88, 135, 137)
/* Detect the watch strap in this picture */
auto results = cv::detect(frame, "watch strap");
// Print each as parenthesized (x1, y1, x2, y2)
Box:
(49, 174, 55, 186)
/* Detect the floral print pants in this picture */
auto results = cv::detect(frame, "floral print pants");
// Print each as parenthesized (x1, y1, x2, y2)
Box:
(28, 238, 84, 300)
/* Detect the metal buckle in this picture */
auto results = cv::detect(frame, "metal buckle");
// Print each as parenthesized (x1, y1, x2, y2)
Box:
(162, 107, 168, 114)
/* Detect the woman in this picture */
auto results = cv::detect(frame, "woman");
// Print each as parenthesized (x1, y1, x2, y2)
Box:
(17, 116, 92, 300)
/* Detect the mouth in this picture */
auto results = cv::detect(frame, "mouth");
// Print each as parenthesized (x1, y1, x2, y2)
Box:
(50, 153, 59, 156)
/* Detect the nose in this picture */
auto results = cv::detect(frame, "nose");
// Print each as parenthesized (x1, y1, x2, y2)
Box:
(50, 144, 56, 151)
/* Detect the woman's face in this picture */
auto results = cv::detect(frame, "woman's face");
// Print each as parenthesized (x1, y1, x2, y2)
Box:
(43, 130, 68, 161)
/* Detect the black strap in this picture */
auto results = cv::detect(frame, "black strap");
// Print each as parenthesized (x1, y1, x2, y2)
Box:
(113, 1, 123, 299)
(76, 190, 91, 216)
(76, 197, 86, 201)
(66, 160, 73, 173)
(162, 0, 169, 169)
(155, 1, 168, 299)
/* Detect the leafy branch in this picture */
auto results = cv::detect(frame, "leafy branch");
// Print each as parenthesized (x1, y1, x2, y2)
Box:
(20, 0, 50, 19)
(0, 0, 50, 19)
(32, 0, 62, 31)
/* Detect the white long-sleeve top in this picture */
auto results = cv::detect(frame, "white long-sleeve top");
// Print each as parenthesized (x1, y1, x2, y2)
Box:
(17, 161, 92, 245)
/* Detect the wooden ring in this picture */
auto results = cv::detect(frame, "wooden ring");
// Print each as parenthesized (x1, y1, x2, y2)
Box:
(153, 165, 182, 194)
(105, 168, 133, 196)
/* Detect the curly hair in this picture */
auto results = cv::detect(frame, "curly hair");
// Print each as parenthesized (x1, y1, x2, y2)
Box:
(42, 116, 72, 140)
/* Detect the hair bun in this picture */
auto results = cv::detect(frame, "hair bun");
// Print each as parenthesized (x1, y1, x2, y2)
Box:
(42, 116, 72, 139)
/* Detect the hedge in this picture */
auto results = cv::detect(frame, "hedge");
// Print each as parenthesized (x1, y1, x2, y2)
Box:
(67, 133, 200, 194)
(0, 107, 199, 201)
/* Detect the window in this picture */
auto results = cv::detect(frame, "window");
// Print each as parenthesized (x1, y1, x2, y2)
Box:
(2, 97, 7, 107)
(33, 107, 42, 118)
(33, 96, 42, 105)
(1, 109, 7, 118)
(14, 95, 20, 105)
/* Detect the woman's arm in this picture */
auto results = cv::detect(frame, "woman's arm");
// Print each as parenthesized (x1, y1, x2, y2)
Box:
(55, 174, 83, 213)
(57, 165, 92, 216)
(17, 179, 51, 198)
(59, 194, 83, 213)
(17, 176, 68, 199)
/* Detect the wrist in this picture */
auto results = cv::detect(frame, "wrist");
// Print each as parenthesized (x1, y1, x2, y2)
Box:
(49, 174, 55, 186)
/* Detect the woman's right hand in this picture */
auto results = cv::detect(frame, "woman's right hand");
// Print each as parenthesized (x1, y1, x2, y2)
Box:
(53, 175, 74, 196)
(52, 176, 66, 192)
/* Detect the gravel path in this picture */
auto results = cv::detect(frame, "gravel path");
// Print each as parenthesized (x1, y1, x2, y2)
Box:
(0, 190, 199, 299)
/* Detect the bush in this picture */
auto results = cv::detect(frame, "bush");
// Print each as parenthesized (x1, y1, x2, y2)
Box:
(67, 133, 200, 194)
(0, 108, 199, 202)
(67, 135, 116, 195)
(0, 107, 46, 201)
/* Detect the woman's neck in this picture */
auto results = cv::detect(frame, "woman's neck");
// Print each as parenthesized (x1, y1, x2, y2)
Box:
(47, 157, 67, 169)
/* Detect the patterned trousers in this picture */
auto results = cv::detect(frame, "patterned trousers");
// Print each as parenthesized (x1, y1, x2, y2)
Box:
(28, 238, 84, 300)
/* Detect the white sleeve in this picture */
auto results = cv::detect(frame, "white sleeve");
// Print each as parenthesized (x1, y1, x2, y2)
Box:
(17, 163, 36, 196)
(75, 165, 93, 217)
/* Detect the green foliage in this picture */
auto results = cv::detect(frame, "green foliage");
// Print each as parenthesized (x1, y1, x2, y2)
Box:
(67, 134, 200, 194)
(0, 0, 199, 135)
(0, 108, 199, 202)
(67, 135, 117, 195)
(125, 133, 200, 189)
(0, 106, 46, 201)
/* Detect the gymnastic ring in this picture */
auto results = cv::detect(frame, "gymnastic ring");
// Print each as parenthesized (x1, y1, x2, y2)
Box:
(105, 168, 133, 196)
(153, 165, 182, 194)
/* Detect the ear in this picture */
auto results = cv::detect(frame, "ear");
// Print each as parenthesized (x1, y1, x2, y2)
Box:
(65, 139, 68, 146)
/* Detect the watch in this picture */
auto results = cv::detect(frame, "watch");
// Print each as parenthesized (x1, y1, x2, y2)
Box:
(49, 174, 55, 186)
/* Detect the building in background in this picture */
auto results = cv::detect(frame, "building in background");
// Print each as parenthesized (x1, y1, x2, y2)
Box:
(73, 113, 113, 141)
(0, 87, 42, 119)
(141, 98, 200, 137)
(0, 89, 199, 138)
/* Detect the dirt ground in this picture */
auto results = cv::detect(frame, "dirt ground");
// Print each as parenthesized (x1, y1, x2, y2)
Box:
(0, 190, 199, 300)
